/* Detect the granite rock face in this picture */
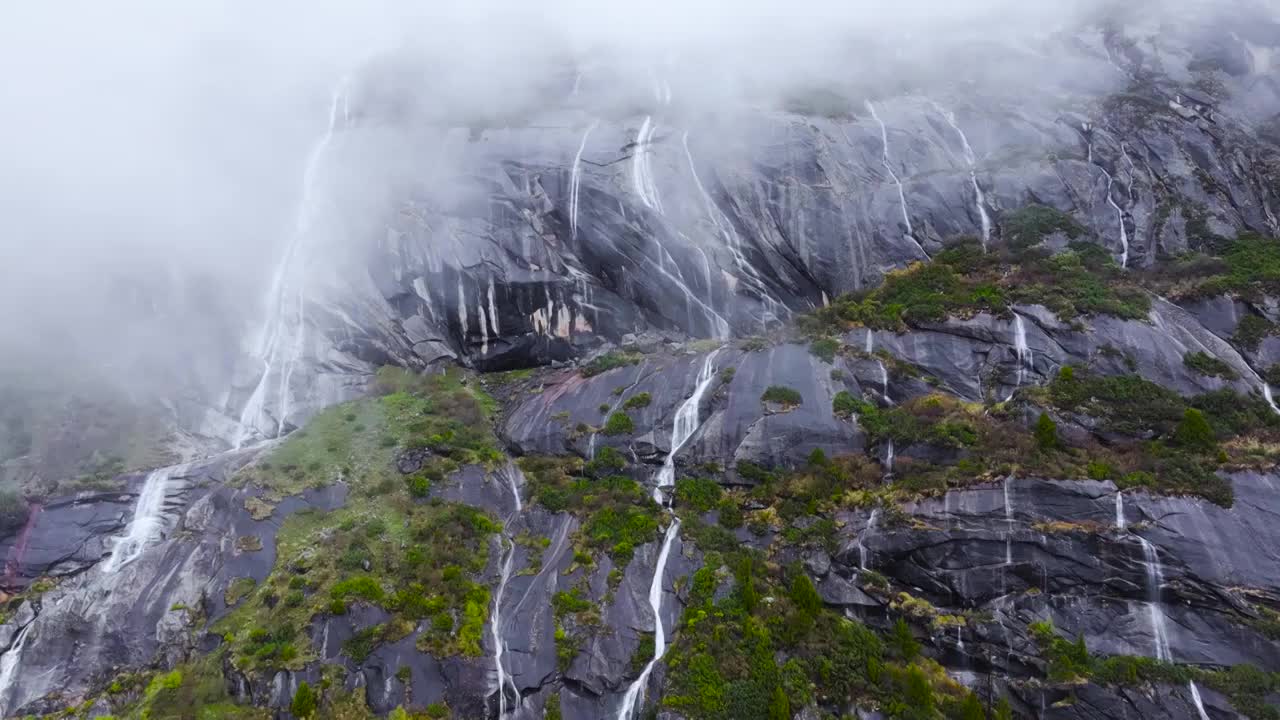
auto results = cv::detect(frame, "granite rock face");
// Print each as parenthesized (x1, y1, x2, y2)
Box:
(2, 6, 1280, 720)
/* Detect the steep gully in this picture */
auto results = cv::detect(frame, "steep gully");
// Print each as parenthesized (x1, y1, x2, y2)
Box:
(615, 349, 721, 720)
(1114, 493, 1210, 720)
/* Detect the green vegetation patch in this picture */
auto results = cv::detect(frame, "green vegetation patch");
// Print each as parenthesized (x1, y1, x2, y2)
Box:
(662, 550, 983, 720)
(1031, 621, 1279, 720)
(237, 367, 501, 498)
(520, 456, 662, 565)
(761, 386, 803, 407)
(215, 367, 506, 673)
(799, 235, 1148, 335)
(1183, 351, 1238, 380)
(581, 351, 643, 378)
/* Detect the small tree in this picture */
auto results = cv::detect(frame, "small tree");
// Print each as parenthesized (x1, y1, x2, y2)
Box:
(1034, 413, 1060, 451)
(993, 696, 1015, 720)
(888, 617, 920, 661)
(1174, 407, 1215, 452)
(291, 681, 317, 719)
(737, 557, 759, 614)
(957, 693, 985, 720)
(789, 573, 822, 620)
(767, 684, 791, 720)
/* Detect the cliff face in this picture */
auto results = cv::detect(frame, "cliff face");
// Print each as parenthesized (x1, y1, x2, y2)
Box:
(2, 4, 1280, 720)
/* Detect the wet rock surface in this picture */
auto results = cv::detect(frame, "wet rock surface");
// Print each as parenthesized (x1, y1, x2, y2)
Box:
(4, 7, 1280, 720)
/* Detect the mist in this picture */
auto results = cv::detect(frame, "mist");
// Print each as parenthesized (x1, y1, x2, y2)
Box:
(0, 0, 1243, 393)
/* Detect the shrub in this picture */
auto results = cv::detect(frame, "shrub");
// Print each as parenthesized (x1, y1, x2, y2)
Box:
(720, 367, 736, 384)
(330, 576, 385, 604)
(833, 391, 860, 419)
(718, 499, 744, 529)
(622, 392, 652, 410)
(1034, 413, 1061, 451)
(602, 413, 635, 436)
(1184, 351, 1238, 379)
(810, 338, 840, 363)
(1174, 408, 1216, 452)
(1234, 314, 1275, 351)
(291, 681, 318, 719)
(789, 573, 822, 620)
(761, 386, 803, 407)
(406, 473, 431, 498)
(1002, 204, 1087, 248)
(676, 477, 723, 513)
(581, 352, 642, 377)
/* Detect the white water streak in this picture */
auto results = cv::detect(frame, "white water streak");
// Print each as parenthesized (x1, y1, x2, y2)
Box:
(491, 465, 524, 718)
(570, 122, 598, 239)
(937, 106, 993, 251)
(235, 78, 349, 448)
(616, 519, 681, 720)
(654, 351, 722, 503)
(0, 623, 32, 713)
(104, 463, 188, 572)
(632, 117, 662, 212)
(1189, 681, 1211, 720)
(866, 101, 916, 242)
(1103, 167, 1130, 268)
(1137, 536, 1172, 662)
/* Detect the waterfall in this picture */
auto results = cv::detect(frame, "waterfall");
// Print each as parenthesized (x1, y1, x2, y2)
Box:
(858, 508, 880, 570)
(681, 132, 784, 327)
(103, 463, 188, 573)
(1265, 384, 1280, 416)
(491, 465, 524, 718)
(654, 351, 722, 504)
(0, 623, 32, 714)
(570, 122, 598, 239)
(615, 519, 681, 720)
(865, 330, 891, 404)
(632, 117, 662, 212)
(1189, 681, 1211, 720)
(884, 439, 895, 476)
(1121, 505, 1210, 719)
(865, 101, 915, 242)
(1102, 168, 1130, 268)
(235, 77, 350, 448)
(937, 105, 993, 251)
(1003, 478, 1014, 565)
(1006, 314, 1033, 399)
(1136, 536, 1172, 661)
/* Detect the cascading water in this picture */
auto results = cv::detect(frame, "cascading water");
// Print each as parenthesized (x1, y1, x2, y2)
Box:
(858, 508, 880, 570)
(569, 122, 598, 240)
(1117, 500, 1213, 717)
(936, 105, 993, 251)
(681, 132, 786, 328)
(616, 351, 719, 719)
(654, 350, 722, 503)
(865, 330, 891, 404)
(235, 77, 350, 448)
(1102, 168, 1130, 269)
(866, 101, 914, 241)
(1003, 477, 1014, 565)
(615, 519, 681, 720)
(1189, 680, 1212, 720)
(1006, 314, 1033, 400)
(1137, 536, 1173, 662)
(1265, 383, 1280, 416)
(491, 465, 524, 718)
(0, 623, 32, 713)
(632, 117, 663, 212)
(103, 463, 189, 573)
